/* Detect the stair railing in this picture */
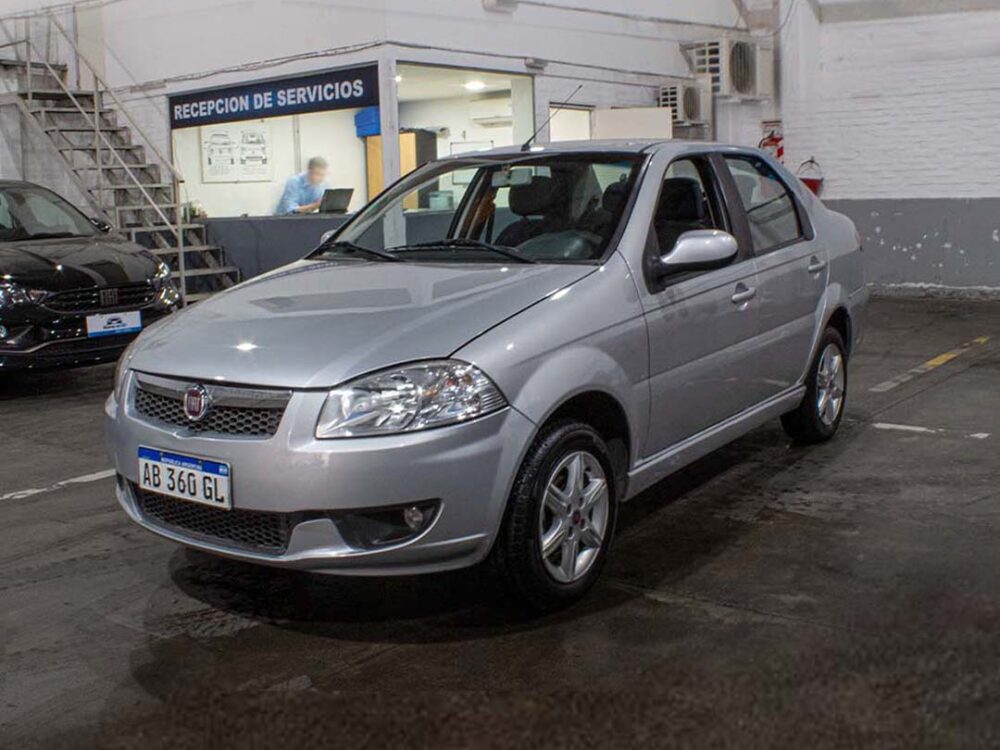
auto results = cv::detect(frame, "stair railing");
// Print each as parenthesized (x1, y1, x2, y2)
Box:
(0, 11, 188, 304)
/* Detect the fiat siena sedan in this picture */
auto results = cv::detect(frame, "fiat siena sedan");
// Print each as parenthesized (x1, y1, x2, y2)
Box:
(107, 140, 866, 610)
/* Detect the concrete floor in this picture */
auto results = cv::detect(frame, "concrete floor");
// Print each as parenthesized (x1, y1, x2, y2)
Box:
(2, 297, 999, 749)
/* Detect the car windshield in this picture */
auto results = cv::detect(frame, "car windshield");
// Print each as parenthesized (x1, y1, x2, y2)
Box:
(314, 153, 644, 264)
(0, 185, 97, 241)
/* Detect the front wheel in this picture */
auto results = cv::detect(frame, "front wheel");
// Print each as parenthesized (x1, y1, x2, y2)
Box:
(781, 327, 848, 443)
(490, 421, 618, 612)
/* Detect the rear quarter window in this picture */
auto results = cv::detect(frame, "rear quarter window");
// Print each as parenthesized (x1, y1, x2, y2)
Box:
(723, 155, 803, 253)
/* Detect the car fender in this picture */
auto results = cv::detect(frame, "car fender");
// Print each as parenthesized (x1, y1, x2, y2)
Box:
(799, 280, 852, 384)
(454, 252, 649, 474)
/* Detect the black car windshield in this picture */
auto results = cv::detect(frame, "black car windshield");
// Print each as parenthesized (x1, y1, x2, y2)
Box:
(0, 185, 97, 241)
(314, 153, 644, 264)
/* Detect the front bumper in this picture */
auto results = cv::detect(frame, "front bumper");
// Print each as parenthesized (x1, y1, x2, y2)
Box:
(0, 307, 172, 371)
(106, 379, 536, 575)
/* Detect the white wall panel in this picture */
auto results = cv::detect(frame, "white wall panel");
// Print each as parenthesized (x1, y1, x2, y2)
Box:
(781, 1, 1000, 199)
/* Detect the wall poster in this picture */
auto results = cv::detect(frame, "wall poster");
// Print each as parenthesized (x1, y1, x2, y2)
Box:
(200, 122, 273, 183)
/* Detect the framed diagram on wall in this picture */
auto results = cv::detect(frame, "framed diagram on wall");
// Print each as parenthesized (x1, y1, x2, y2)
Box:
(200, 122, 274, 183)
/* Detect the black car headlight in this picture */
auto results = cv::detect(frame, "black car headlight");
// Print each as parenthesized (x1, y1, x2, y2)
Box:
(315, 360, 507, 439)
(152, 261, 172, 289)
(0, 281, 31, 310)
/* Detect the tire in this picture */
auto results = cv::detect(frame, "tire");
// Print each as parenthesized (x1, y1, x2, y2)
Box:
(781, 327, 848, 444)
(489, 420, 618, 612)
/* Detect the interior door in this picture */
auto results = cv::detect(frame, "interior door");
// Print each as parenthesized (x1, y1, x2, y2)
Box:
(720, 154, 827, 398)
(639, 156, 763, 457)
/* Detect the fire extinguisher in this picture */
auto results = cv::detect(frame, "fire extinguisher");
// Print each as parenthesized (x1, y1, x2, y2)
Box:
(796, 157, 824, 196)
(758, 130, 784, 163)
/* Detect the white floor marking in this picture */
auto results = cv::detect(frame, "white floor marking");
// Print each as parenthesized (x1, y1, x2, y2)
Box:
(1, 468, 115, 502)
(872, 423, 992, 440)
(873, 422, 939, 435)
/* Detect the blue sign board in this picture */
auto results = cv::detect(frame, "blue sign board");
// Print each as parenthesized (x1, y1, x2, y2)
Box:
(169, 65, 379, 129)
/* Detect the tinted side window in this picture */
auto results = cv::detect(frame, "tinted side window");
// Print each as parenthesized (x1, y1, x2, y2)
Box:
(652, 158, 723, 255)
(723, 156, 802, 253)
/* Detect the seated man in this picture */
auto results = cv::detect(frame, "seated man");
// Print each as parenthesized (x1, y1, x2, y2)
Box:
(275, 156, 329, 215)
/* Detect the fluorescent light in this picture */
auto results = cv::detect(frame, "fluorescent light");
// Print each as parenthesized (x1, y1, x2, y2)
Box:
(464, 80, 487, 92)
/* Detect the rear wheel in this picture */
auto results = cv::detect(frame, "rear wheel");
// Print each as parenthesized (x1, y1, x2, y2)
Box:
(490, 420, 617, 611)
(781, 327, 847, 443)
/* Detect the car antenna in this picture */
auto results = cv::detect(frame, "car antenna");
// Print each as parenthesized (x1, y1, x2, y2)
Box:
(521, 84, 584, 152)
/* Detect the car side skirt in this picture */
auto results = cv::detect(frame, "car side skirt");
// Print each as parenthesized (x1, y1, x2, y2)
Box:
(625, 386, 806, 499)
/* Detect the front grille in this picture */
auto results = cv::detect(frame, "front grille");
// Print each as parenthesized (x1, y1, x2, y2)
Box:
(134, 386, 286, 437)
(44, 283, 156, 313)
(133, 485, 292, 554)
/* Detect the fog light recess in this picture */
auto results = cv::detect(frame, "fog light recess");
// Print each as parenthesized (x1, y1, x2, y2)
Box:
(335, 500, 440, 550)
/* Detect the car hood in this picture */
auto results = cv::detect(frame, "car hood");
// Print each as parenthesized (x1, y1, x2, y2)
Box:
(130, 259, 596, 389)
(0, 235, 157, 290)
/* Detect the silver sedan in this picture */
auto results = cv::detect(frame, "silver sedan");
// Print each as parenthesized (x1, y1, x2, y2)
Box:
(106, 140, 867, 610)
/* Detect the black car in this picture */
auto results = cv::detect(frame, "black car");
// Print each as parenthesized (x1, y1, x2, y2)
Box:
(0, 180, 179, 371)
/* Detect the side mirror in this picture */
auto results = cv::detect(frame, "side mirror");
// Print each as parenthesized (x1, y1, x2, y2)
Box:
(657, 230, 738, 277)
(89, 217, 113, 234)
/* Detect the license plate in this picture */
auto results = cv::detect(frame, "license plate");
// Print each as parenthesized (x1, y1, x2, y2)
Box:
(138, 447, 232, 510)
(87, 310, 142, 338)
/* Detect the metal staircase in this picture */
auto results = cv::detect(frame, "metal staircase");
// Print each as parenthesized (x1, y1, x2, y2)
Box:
(0, 14, 239, 303)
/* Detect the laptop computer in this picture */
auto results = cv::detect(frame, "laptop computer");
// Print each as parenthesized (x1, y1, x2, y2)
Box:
(318, 188, 354, 214)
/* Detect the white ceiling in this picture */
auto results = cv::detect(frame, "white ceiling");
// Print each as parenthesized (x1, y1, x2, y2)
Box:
(396, 65, 519, 103)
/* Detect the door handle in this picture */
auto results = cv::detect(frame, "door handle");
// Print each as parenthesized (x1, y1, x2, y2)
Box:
(731, 285, 756, 305)
(807, 257, 828, 274)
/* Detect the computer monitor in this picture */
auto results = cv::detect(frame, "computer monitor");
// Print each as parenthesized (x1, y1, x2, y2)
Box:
(319, 188, 354, 214)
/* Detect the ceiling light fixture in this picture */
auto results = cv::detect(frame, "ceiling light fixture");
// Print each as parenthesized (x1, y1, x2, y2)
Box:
(464, 80, 487, 92)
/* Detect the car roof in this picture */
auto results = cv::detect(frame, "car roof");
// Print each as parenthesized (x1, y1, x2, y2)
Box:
(435, 138, 760, 160)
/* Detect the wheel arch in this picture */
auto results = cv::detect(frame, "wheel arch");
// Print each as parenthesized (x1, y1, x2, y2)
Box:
(533, 389, 632, 500)
(826, 305, 853, 356)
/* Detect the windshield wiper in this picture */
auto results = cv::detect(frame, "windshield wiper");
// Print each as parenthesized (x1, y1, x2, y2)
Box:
(390, 238, 539, 264)
(312, 240, 404, 263)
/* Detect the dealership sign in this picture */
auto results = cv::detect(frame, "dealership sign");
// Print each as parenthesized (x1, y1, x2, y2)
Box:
(169, 65, 379, 129)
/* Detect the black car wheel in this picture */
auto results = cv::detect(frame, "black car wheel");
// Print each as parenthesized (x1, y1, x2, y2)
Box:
(490, 420, 617, 612)
(781, 327, 848, 443)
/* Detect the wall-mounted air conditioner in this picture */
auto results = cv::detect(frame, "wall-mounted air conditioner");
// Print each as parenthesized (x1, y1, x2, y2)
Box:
(469, 97, 513, 126)
(684, 37, 774, 100)
(658, 74, 713, 127)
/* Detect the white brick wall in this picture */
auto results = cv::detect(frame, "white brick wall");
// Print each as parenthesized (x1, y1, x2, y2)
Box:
(781, 4, 1000, 200)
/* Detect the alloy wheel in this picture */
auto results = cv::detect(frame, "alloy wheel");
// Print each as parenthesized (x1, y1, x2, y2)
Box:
(816, 343, 845, 427)
(538, 450, 610, 584)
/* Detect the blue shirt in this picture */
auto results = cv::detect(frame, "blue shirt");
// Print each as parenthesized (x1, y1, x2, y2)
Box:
(275, 172, 326, 215)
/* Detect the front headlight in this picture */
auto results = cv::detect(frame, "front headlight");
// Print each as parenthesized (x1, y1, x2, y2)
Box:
(315, 359, 507, 438)
(113, 338, 139, 403)
(0, 282, 31, 310)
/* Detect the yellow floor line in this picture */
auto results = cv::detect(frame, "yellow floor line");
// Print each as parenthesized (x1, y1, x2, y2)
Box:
(869, 336, 990, 393)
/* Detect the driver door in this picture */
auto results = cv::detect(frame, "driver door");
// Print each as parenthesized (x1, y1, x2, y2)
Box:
(639, 155, 764, 457)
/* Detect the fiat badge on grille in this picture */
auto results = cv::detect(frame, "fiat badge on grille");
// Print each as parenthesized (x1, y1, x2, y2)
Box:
(183, 384, 212, 422)
(99, 288, 119, 307)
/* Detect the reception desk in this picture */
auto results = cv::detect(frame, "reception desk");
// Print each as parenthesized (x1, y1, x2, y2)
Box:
(205, 210, 458, 280)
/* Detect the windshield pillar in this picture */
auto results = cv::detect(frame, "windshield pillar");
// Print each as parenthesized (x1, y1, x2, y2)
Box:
(377, 54, 402, 196)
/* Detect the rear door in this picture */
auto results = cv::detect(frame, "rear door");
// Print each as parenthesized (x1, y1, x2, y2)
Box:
(639, 155, 763, 456)
(719, 153, 827, 398)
